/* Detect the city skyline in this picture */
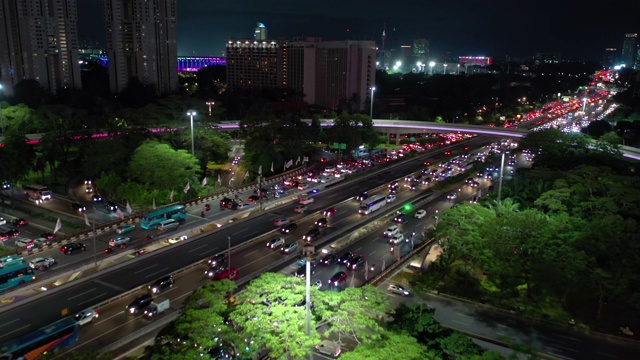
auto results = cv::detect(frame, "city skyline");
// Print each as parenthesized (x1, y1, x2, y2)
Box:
(77, 0, 640, 62)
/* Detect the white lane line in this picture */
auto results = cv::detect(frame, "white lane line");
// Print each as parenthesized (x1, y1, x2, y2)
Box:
(244, 249, 259, 257)
(0, 318, 20, 329)
(454, 312, 473, 318)
(134, 263, 157, 274)
(235, 228, 248, 234)
(68, 288, 95, 300)
(94, 279, 126, 292)
(78, 293, 108, 306)
(452, 320, 468, 326)
(199, 247, 220, 256)
(188, 244, 209, 253)
(2, 324, 30, 338)
(143, 267, 170, 279)
(246, 231, 258, 237)
(369, 250, 377, 257)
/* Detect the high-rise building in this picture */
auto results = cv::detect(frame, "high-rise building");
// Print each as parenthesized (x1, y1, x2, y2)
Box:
(413, 39, 429, 64)
(254, 23, 267, 40)
(102, 0, 178, 94)
(225, 40, 287, 92)
(621, 33, 637, 67)
(0, 0, 81, 95)
(603, 48, 618, 68)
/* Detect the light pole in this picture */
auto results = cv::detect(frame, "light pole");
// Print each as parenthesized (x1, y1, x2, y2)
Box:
(496, 145, 509, 216)
(227, 236, 231, 270)
(92, 205, 98, 268)
(187, 110, 196, 156)
(206, 101, 215, 117)
(370, 87, 376, 118)
(457, 64, 460, 74)
(443, 63, 448, 75)
(302, 243, 315, 354)
(429, 61, 435, 75)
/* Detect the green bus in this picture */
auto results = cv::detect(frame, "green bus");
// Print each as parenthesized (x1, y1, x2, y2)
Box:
(140, 204, 186, 230)
(0, 263, 35, 292)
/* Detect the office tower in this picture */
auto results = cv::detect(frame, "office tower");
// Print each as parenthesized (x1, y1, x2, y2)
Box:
(102, 0, 178, 94)
(603, 48, 617, 68)
(413, 39, 429, 64)
(254, 23, 267, 40)
(0, 0, 81, 95)
(621, 33, 637, 67)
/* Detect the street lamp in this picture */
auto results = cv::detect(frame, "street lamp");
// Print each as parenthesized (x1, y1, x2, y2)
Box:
(370, 87, 376, 118)
(187, 110, 196, 156)
(457, 64, 460, 74)
(443, 63, 448, 74)
(205, 101, 215, 117)
(429, 61, 435, 75)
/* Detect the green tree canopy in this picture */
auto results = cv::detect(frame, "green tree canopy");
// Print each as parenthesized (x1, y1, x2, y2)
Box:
(128, 140, 200, 192)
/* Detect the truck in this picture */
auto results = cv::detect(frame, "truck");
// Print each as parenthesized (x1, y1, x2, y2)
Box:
(143, 298, 170, 318)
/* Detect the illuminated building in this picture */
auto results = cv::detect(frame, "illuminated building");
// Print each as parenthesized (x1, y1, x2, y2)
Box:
(254, 23, 267, 40)
(103, 0, 178, 94)
(621, 33, 637, 68)
(0, 0, 81, 95)
(226, 40, 287, 91)
(458, 56, 493, 67)
(413, 39, 429, 64)
(602, 48, 617, 68)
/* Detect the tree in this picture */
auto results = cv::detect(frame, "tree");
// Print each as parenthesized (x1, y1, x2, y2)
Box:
(388, 303, 443, 348)
(0, 130, 34, 182)
(13, 79, 46, 108)
(438, 332, 482, 359)
(339, 331, 436, 360)
(128, 140, 200, 193)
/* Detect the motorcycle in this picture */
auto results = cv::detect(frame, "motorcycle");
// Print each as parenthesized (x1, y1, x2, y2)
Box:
(200, 211, 205, 218)
(145, 235, 154, 241)
(204, 204, 211, 211)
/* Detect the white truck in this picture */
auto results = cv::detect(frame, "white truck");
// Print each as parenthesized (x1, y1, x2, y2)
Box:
(143, 298, 170, 318)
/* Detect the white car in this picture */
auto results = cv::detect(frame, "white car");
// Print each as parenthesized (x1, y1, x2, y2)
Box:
(389, 233, 404, 244)
(33, 237, 50, 247)
(29, 257, 55, 270)
(414, 209, 427, 219)
(272, 218, 290, 226)
(387, 284, 411, 296)
(73, 308, 99, 325)
(386, 194, 396, 203)
(168, 235, 188, 244)
(266, 236, 285, 249)
(383, 225, 399, 237)
(447, 193, 457, 200)
(15, 239, 36, 250)
(293, 205, 307, 213)
(237, 203, 251, 209)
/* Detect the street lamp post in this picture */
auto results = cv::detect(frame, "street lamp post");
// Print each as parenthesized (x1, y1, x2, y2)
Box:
(457, 64, 460, 74)
(92, 205, 98, 268)
(302, 243, 315, 353)
(187, 110, 196, 156)
(496, 145, 509, 216)
(429, 61, 435, 75)
(370, 87, 376, 118)
(443, 63, 448, 75)
(205, 101, 215, 117)
(227, 236, 231, 270)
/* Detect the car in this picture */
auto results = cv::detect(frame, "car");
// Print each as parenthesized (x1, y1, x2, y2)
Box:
(237, 203, 251, 209)
(465, 177, 474, 185)
(213, 267, 238, 281)
(73, 308, 99, 325)
(313, 219, 328, 229)
(84, 180, 93, 185)
(281, 223, 298, 234)
(470, 181, 480, 188)
(414, 209, 427, 219)
(447, 192, 458, 200)
(281, 241, 299, 254)
(71, 203, 87, 212)
(168, 235, 188, 244)
(356, 192, 369, 201)
(109, 236, 131, 247)
(347, 256, 365, 270)
(85, 186, 94, 193)
(92, 194, 103, 202)
(29, 257, 55, 270)
(39, 232, 56, 241)
(149, 275, 174, 294)
(315, 340, 341, 358)
(337, 252, 356, 264)
(116, 224, 135, 234)
(329, 271, 348, 286)
(11, 218, 28, 227)
(387, 284, 411, 296)
(272, 218, 290, 226)
(323, 207, 337, 216)
(315, 279, 323, 289)
(2, 181, 10, 189)
(393, 214, 408, 223)
(207, 253, 226, 266)
(32, 237, 51, 247)
(294, 263, 315, 278)
(3, 229, 20, 238)
(302, 228, 320, 242)
(444, 150, 452, 155)
(126, 294, 154, 314)
(293, 205, 307, 213)
(383, 225, 399, 237)
(386, 194, 396, 203)
(470, 196, 478, 204)
(247, 195, 260, 202)
(105, 201, 118, 211)
(319, 253, 337, 265)
(204, 266, 223, 278)
(390, 233, 405, 244)
(15, 239, 36, 250)
(388, 180, 399, 189)
(266, 236, 285, 249)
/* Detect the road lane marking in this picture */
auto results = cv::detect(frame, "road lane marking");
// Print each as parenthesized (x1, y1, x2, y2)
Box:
(133, 263, 157, 274)
(0, 318, 20, 329)
(246, 231, 259, 237)
(199, 247, 220, 256)
(454, 312, 473, 318)
(93, 279, 126, 292)
(68, 288, 95, 300)
(143, 267, 170, 279)
(235, 228, 248, 234)
(78, 293, 108, 306)
(2, 324, 30, 338)
(188, 244, 209, 253)
(452, 320, 468, 326)
(244, 249, 259, 257)
(369, 250, 377, 257)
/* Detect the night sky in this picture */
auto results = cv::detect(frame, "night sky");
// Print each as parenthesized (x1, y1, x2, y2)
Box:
(78, 0, 640, 62)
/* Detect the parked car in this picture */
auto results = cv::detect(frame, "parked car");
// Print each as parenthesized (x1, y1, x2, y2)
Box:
(73, 308, 99, 325)
(59, 243, 86, 254)
(116, 224, 135, 234)
(149, 275, 174, 294)
(315, 340, 341, 358)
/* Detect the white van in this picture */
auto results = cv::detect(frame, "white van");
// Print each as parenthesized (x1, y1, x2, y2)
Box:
(158, 219, 179, 231)
(299, 197, 315, 205)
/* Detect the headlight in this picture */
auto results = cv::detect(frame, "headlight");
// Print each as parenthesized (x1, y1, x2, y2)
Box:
(129, 307, 135, 313)
(152, 287, 158, 293)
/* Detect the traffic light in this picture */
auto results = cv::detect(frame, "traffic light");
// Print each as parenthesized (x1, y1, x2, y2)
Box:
(403, 204, 412, 211)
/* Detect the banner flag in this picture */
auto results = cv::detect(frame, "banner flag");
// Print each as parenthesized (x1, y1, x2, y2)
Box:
(53, 218, 62, 234)
(183, 182, 191, 193)
(116, 208, 125, 220)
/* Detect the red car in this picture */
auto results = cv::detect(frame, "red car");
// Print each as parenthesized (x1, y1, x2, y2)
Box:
(11, 218, 29, 227)
(323, 207, 337, 217)
(214, 267, 238, 281)
(329, 271, 348, 286)
(40, 232, 56, 240)
(444, 150, 452, 156)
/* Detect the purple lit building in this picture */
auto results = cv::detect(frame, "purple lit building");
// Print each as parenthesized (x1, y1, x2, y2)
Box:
(91, 55, 225, 73)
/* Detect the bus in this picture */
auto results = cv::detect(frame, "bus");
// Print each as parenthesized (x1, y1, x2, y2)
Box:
(22, 185, 52, 200)
(0, 318, 79, 359)
(359, 194, 387, 215)
(140, 205, 186, 230)
(0, 263, 36, 291)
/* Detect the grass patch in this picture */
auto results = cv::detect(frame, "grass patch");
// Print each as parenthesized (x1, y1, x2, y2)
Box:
(480, 278, 500, 293)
